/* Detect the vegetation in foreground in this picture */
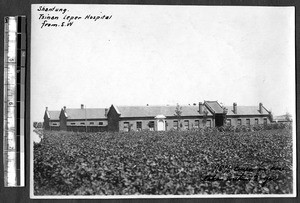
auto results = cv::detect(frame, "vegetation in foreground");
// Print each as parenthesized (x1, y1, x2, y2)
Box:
(34, 124, 293, 195)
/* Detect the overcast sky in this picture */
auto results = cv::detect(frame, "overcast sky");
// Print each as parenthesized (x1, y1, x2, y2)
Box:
(31, 5, 295, 122)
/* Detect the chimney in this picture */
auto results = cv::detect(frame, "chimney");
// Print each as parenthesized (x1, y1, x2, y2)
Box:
(233, 103, 237, 114)
(81, 104, 84, 109)
(63, 106, 66, 111)
(199, 102, 203, 114)
(259, 103, 263, 113)
(45, 107, 48, 111)
(104, 108, 108, 117)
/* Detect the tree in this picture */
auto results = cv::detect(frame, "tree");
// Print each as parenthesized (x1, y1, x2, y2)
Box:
(38, 122, 43, 128)
(202, 109, 208, 126)
(174, 103, 182, 130)
(223, 107, 228, 125)
(268, 110, 274, 122)
(285, 112, 292, 122)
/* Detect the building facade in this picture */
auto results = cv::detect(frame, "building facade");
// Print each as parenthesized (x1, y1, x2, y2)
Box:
(272, 115, 292, 123)
(43, 101, 272, 132)
(224, 102, 271, 126)
(106, 103, 215, 132)
(43, 104, 108, 132)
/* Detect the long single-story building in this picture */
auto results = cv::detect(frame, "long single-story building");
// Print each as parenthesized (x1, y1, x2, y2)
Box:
(44, 104, 108, 132)
(43, 101, 272, 132)
(224, 102, 271, 127)
(272, 114, 292, 123)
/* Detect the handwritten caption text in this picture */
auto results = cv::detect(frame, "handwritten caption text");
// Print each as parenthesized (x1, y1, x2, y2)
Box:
(37, 6, 112, 29)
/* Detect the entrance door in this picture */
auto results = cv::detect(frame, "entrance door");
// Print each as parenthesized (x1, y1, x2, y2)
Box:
(155, 115, 166, 131)
(215, 114, 225, 127)
(157, 119, 165, 131)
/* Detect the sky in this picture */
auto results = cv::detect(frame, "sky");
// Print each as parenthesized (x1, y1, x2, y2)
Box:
(31, 5, 295, 122)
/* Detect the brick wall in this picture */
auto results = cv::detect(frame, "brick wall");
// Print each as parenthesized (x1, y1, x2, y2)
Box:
(118, 117, 215, 132)
(226, 115, 270, 126)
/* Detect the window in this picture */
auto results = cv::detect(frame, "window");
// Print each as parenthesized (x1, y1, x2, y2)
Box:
(124, 122, 129, 132)
(264, 118, 268, 125)
(206, 120, 211, 128)
(195, 120, 199, 128)
(90, 122, 94, 125)
(255, 119, 259, 125)
(173, 120, 178, 129)
(52, 123, 57, 126)
(71, 122, 75, 125)
(184, 120, 189, 130)
(246, 119, 250, 126)
(148, 121, 155, 131)
(137, 121, 142, 131)
(226, 119, 231, 126)
(80, 122, 85, 125)
(237, 119, 242, 125)
(99, 122, 103, 125)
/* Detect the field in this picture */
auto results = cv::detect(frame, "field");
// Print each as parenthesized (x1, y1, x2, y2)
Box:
(34, 125, 293, 195)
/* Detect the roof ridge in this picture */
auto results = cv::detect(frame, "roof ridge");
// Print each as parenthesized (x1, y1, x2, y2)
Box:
(261, 105, 270, 114)
(65, 108, 106, 110)
(225, 105, 260, 107)
(117, 105, 177, 107)
(117, 105, 198, 107)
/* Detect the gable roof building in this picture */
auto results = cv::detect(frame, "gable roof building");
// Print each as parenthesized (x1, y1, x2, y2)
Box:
(107, 103, 215, 132)
(113, 104, 212, 118)
(273, 115, 292, 123)
(225, 103, 270, 116)
(44, 110, 60, 121)
(61, 108, 107, 120)
(43, 105, 108, 132)
(204, 101, 225, 114)
(44, 101, 272, 132)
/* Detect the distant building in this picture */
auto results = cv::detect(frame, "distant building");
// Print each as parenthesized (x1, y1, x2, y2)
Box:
(224, 102, 271, 127)
(43, 101, 272, 132)
(43, 104, 108, 132)
(273, 115, 292, 123)
(107, 102, 214, 132)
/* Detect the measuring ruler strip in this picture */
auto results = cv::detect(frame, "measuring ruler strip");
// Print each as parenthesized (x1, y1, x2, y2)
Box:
(3, 16, 26, 187)
(16, 16, 26, 187)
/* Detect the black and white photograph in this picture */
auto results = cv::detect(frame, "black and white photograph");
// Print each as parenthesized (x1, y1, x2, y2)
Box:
(30, 4, 296, 198)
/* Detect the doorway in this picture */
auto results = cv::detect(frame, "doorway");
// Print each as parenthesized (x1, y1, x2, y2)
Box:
(157, 119, 165, 131)
(155, 115, 166, 131)
(215, 114, 225, 127)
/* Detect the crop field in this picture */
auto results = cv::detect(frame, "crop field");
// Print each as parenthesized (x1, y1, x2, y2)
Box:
(34, 126, 293, 195)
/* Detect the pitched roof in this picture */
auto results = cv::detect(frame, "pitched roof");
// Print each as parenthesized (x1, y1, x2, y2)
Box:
(47, 111, 60, 120)
(115, 105, 212, 118)
(204, 101, 224, 114)
(64, 108, 107, 120)
(225, 105, 269, 116)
